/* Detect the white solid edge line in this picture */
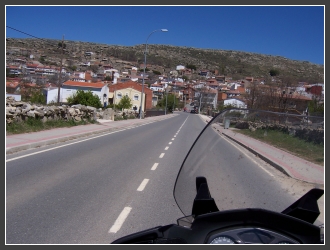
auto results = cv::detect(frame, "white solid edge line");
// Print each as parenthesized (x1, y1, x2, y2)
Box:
(137, 179, 149, 191)
(6, 129, 127, 162)
(221, 134, 274, 177)
(108, 207, 132, 233)
(7, 115, 173, 162)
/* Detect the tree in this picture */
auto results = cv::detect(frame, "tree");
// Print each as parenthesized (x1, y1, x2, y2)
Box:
(67, 65, 77, 72)
(195, 87, 216, 113)
(186, 64, 197, 70)
(156, 93, 178, 112)
(89, 65, 99, 74)
(66, 90, 102, 108)
(116, 95, 133, 110)
(30, 90, 46, 104)
(308, 95, 324, 116)
(269, 68, 280, 76)
(58, 42, 66, 49)
(140, 68, 150, 72)
(104, 76, 112, 81)
(241, 82, 263, 109)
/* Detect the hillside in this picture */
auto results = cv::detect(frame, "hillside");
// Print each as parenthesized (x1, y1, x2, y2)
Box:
(6, 37, 324, 84)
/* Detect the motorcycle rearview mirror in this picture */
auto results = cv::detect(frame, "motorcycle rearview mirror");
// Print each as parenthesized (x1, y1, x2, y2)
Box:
(191, 177, 219, 217)
(281, 188, 324, 224)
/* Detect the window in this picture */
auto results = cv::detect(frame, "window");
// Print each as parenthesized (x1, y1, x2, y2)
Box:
(134, 94, 139, 101)
(117, 92, 122, 99)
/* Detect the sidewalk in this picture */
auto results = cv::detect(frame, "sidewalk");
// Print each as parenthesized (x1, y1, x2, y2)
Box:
(198, 114, 324, 185)
(6, 114, 177, 155)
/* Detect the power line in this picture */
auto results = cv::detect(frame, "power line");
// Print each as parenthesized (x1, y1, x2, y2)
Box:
(6, 25, 60, 47)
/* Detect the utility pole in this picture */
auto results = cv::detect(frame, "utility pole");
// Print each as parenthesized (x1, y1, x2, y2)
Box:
(173, 80, 176, 112)
(57, 35, 64, 104)
(199, 92, 202, 114)
(165, 72, 169, 115)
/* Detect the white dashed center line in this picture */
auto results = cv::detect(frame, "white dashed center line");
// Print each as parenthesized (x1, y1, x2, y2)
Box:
(108, 207, 132, 233)
(137, 179, 149, 191)
(151, 163, 159, 170)
(108, 115, 189, 235)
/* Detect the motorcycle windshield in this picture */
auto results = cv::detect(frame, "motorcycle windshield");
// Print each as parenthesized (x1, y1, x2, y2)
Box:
(173, 109, 324, 217)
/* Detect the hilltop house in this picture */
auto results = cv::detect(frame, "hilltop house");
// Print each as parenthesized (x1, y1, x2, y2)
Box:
(195, 87, 218, 110)
(43, 80, 109, 105)
(224, 98, 247, 109)
(108, 81, 153, 111)
(6, 81, 20, 94)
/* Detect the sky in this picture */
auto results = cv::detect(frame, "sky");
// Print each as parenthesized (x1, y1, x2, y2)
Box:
(5, 5, 325, 65)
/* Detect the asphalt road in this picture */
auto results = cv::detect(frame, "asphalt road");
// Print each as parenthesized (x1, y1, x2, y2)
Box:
(6, 112, 322, 244)
(6, 112, 204, 244)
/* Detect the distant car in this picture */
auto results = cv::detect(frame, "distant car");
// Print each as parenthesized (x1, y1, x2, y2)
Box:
(190, 102, 194, 106)
(190, 109, 196, 114)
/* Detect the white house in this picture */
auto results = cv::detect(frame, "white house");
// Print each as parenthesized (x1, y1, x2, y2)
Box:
(224, 98, 247, 108)
(6, 93, 21, 101)
(229, 82, 242, 90)
(176, 65, 185, 71)
(194, 82, 206, 89)
(43, 80, 109, 105)
(150, 83, 164, 92)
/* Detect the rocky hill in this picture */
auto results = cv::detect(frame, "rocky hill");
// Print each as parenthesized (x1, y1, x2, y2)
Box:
(6, 37, 324, 84)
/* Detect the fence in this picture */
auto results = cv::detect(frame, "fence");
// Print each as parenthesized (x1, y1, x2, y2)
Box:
(145, 110, 166, 117)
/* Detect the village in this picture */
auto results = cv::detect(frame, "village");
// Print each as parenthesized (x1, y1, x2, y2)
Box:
(6, 43, 324, 117)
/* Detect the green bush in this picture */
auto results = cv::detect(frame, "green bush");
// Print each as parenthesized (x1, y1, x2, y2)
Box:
(6, 116, 98, 135)
(116, 95, 133, 110)
(67, 90, 102, 108)
(30, 90, 46, 104)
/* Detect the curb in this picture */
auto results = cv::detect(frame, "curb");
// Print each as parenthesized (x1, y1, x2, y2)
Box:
(6, 126, 121, 154)
(221, 132, 323, 186)
(197, 114, 323, 185)
(221, 132, 290, 177)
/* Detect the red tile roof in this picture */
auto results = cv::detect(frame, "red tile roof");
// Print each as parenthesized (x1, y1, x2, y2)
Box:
(22, 83, 37, 87)
(26, 64, 39, 68)
(6, 82, 20, 88)
(63, 80, 106, 89)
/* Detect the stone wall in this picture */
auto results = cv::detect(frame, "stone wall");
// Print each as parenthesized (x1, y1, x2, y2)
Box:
(234, 120, 324, 145)
(6, 96, 138, 124)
